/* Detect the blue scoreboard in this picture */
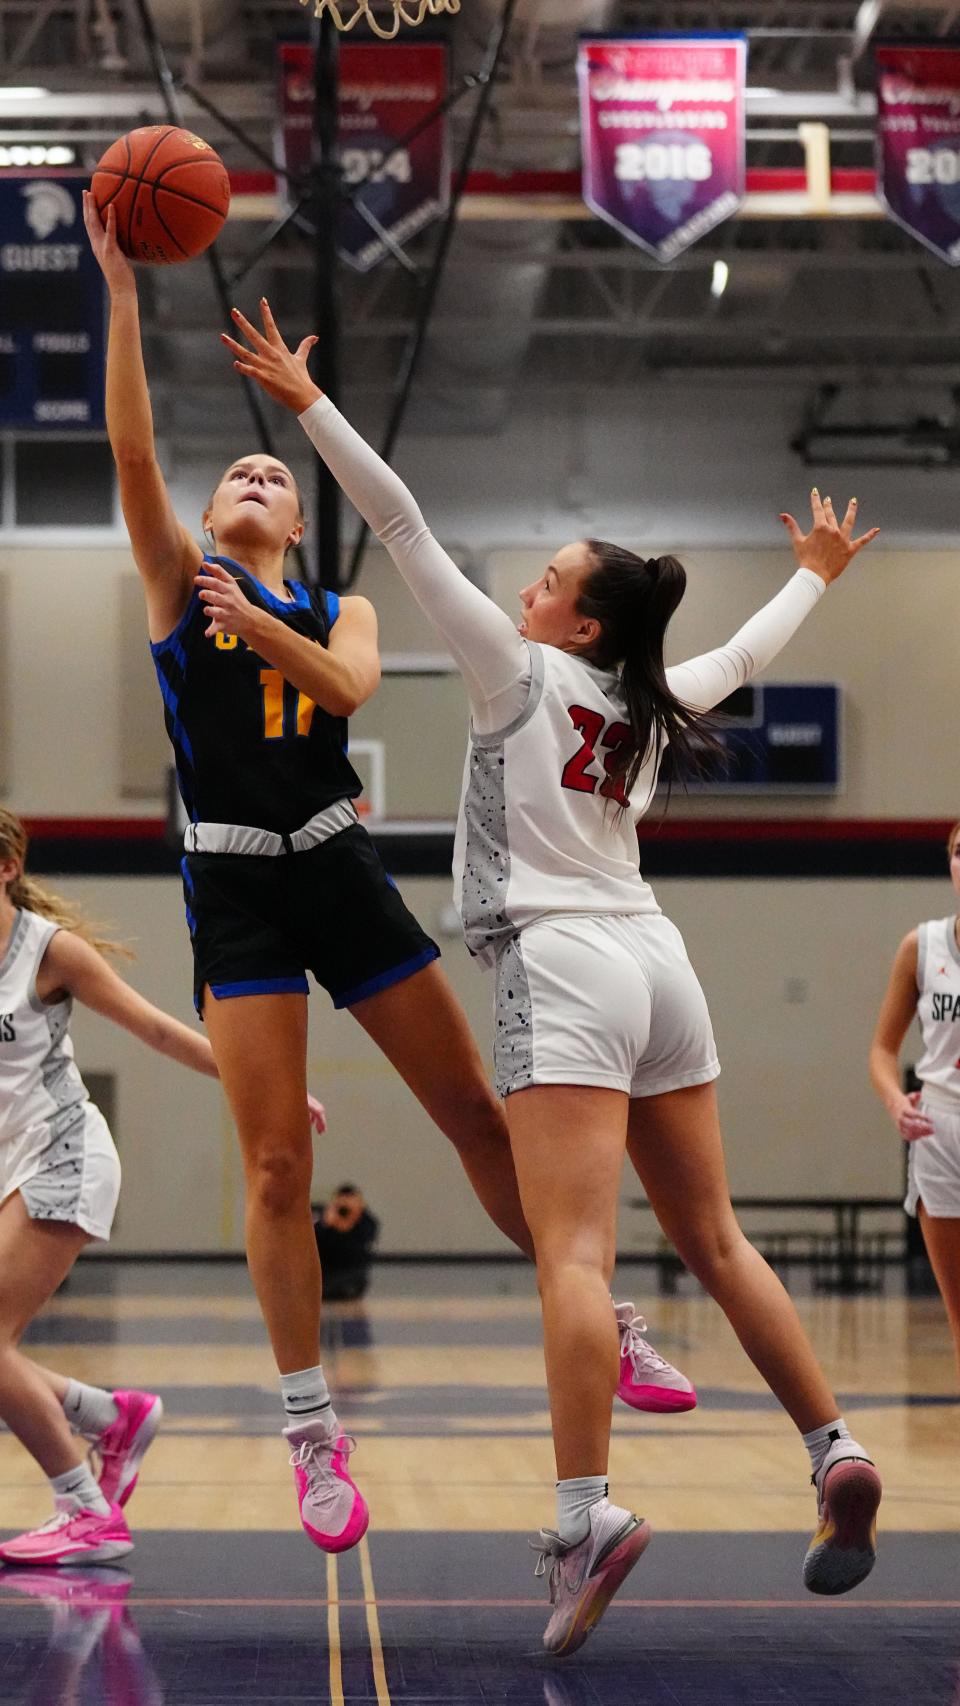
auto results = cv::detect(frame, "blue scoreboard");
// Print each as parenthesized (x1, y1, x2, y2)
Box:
(0, 176, 105, 430)
(680, 682, 842, 794)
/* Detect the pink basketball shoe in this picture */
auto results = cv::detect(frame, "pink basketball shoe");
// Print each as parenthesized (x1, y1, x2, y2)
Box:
(91, 1391, 163, 1508)
(532, 1498, 651, 1656)
(284, 1424, 369, 1554)
(0, 1499, 133, 1567)
(615, 1303, 697, 1413)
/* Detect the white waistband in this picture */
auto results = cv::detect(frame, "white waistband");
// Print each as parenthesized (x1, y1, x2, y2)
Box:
(919, 1084, 960, 1116)
(184, 799, 358, 857)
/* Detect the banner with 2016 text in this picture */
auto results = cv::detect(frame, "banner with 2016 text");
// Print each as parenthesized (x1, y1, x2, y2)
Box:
(277, 41, 449, 274)
(577, 35, 746, 264)
(876, 43, 960, 265)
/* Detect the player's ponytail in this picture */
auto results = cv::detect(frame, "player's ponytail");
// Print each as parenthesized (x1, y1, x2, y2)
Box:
(0, 811, 132, 960)
(576, 541, 724, 806)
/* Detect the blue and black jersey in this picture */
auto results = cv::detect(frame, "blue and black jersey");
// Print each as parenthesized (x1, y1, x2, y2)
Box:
(152, 554, 362, 835)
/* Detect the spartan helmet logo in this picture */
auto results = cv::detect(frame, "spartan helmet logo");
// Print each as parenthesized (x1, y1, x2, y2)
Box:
(644, 132, 698, 227)
(22, 180, 76, 240)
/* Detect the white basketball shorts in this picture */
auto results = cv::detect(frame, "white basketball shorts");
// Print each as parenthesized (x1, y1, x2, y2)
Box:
(493, 911, 720, 1100)
(905, 1092, 960, 1219)
(0, 1102, 121, 1242)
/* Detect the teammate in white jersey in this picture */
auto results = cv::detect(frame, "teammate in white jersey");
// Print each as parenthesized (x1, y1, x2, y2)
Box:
(0, 808, 252, 1568)
(870, 819, 960, 1377)
(226, 303, 884, 1647)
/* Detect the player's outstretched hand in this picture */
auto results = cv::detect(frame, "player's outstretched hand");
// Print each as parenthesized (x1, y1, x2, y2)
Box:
(894, 1089, 935, 1143)
(307, 1095, 327, 1136)
(82, 191, 136, 296)
(779, 490, 879, 586)
(221, 299, 322, 415)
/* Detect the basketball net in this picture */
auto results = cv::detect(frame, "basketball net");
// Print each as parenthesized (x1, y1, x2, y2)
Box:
(299, 0, 460, 38)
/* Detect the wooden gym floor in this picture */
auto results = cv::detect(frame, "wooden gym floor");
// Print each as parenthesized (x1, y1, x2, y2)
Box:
(0, 1259, 958, 1705)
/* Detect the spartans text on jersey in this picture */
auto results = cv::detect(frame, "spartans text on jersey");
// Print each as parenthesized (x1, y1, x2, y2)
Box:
(932, 991, 960, 1023)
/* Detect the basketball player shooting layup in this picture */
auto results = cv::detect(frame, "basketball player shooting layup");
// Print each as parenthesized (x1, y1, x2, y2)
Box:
(223, 297, 884, 1651)
(83, 194, 695, 1565)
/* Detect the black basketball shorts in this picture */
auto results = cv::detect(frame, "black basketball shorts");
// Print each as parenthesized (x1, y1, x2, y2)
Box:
(181, 822, 440, 1014)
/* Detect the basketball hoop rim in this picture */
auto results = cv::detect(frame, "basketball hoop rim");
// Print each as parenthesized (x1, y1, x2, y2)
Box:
(299, 0, 461, 39)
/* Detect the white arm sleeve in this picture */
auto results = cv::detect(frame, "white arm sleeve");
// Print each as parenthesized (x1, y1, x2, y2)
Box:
(299, 396, 530, 729)
(666, 568, 825, 712)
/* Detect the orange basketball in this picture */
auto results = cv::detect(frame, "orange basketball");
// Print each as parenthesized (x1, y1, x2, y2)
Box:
(91, 125, 230, 265)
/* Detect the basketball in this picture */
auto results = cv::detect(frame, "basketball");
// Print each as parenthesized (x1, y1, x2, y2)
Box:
(91, 125, 230, 265)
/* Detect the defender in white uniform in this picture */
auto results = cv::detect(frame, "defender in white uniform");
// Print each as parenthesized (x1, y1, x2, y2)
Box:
(0, 907, 121, 1239)
(225, 302, 883, 1646)
(0, 809, 226, 1569)
(908, 914, 960, 1213)
(870, 821, 960, 1377)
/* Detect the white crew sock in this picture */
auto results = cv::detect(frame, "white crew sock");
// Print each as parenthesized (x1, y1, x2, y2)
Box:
(49, 1463, 110, 1516)
(556, 1475, 608, 1546)
(802, 1417, 853, 1476)
(62, 1379, 119, 1438)
(279, 1364, 337, 1435)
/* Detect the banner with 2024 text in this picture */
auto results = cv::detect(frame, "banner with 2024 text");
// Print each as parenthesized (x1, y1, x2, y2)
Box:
(277, 41, 449, 274)
(577, 34, 746, 263)
(876, 43, 960, 265)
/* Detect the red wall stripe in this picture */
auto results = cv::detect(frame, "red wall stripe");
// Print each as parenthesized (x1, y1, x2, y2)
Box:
(228, 167, 881, 200)
(21, 817, 954, 846)
(23, 818, 168, 842)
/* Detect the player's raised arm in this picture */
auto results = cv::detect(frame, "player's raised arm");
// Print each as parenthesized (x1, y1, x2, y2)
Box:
(220, 301, 529, 718)
(83, 192, 201, 641)
(666, 491, 879, 715)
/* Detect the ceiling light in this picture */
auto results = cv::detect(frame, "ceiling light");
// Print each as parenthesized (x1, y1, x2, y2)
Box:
(0, 143, 76, 167)
(711, 260, 729, 300)
(3, 88, 49, 101)
(746, 88, 782, 99)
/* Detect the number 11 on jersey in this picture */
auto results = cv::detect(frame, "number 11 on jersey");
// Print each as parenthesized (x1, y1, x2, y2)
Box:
(260, 668, 316, 740)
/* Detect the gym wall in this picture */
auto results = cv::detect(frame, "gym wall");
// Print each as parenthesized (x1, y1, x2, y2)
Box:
(0, 387, 956, 1253)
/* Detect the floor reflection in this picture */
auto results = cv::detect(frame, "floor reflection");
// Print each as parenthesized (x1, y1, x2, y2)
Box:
(0, 1567, 162, 1706)
(0, 1564, 958, 1705)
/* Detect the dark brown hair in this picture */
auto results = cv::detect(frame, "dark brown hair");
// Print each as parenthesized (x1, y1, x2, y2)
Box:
(576, 539, 724, 805)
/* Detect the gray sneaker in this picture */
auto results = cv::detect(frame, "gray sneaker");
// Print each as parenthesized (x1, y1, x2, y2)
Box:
(804, 1436, 881, 1595)
(531, 1497, 651, 1656)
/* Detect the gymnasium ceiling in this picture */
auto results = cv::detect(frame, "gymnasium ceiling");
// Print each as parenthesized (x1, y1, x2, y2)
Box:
(5, 1, 960, 448)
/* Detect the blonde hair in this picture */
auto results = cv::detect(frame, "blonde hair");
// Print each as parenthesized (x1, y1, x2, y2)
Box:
(949, 821, 960, 860)
(0, 809, 132, 960)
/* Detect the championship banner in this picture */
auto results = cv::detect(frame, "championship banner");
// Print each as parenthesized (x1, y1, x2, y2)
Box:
(0, 177, 105, 430)
(577, 34, 746, 263)
(277, 41, 449, 273)
(876, 44, 960, 265)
